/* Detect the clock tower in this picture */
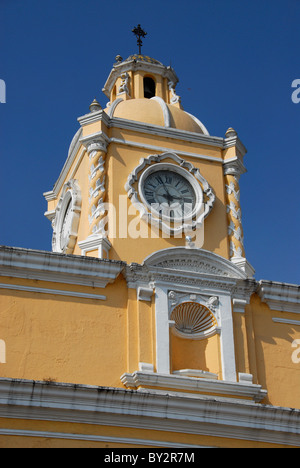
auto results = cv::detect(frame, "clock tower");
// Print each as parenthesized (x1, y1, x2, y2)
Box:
(44, 52, 253, 278)
(0, 43, 299, 448)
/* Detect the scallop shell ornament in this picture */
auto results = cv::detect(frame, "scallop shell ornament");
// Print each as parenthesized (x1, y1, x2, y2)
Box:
(170, 302, 217, 339)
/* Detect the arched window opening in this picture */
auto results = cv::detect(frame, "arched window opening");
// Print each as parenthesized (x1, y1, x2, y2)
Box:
(144, 77, 156, 99)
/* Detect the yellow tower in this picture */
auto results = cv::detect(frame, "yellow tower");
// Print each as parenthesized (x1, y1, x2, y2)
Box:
(45, 53, 253, 278)
(0, 45, 300, 449)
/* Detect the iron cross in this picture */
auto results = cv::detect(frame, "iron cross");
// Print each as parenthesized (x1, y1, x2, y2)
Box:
(132, 24, 147, 55)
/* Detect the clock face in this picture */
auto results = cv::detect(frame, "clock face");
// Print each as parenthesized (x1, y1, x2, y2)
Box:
(141, 169, 197, 220)
(60, 199, 72, 250)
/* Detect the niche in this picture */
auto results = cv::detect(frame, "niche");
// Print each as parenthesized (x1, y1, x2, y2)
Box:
(144, 77, 156, 99)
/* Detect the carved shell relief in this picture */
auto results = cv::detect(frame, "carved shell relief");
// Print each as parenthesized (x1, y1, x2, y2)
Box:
(168, 290, 219, 339)
(170, 302, 218, 339)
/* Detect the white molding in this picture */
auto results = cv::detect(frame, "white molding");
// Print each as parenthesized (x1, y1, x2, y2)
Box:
(173, 369, 218, 380)
(137, 286, 153, 302)
(154, 285, 171, 374)
(78, 235, 112, 260)
(125, 248, 255, 384)
(150, 96, 171, 127)
(223, 135, 247, 158)
(231, 257, 255, 279)
(0, 282, 106, 301)
(232, 298, 248, 313)
(109, 136, 223, 163)
(52, 179, 82, 254)
(109, 116, 224, 147)
(257, 280, 300, 314)
(120, 371, 266, 402)
(0, 246, 124, 289)
(143, 247, 248, 280)
(0, 428, 204, 448)
(272, 318, 300, 326)
(0, 378, 298, 447)
(77, 109, 110, 127)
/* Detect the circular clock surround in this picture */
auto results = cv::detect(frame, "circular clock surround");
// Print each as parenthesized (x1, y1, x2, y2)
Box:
(52, 179, 82, 254)
(58, 192, 73, 251)
(138, 163, 203, 223)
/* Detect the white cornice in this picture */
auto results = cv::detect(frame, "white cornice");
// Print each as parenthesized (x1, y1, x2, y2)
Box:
(0, 282, 106, 301)
(223, 134, 247, 158)
(257, 280, 300, 314)
(0, 378, 299, 447)
(120, 371, 267, 402)
(77, 109, 110, 127)
(109, 117, 224, 147)
(0, 246, 125, 288)
(110, 137, 223, 163)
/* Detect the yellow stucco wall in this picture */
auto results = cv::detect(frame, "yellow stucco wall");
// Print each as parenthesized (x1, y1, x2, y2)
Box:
(1, 274, 299, 410)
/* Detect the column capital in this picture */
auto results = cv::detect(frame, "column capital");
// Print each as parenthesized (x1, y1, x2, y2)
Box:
(80, 132, 109, 155)
(223, 157, 246, 179)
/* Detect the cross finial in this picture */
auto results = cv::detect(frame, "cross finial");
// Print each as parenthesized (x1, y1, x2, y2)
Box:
(132, 24, 147, 55)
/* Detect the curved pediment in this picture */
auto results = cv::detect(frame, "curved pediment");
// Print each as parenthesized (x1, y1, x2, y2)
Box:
(143, 248, 247, 279)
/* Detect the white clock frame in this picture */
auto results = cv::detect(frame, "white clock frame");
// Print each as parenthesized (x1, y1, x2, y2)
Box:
(52, 179, 82, 254)
(138, 162, 203, 224)
(125, 152, 215, 236)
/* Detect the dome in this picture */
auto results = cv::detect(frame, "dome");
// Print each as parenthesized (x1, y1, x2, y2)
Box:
(105, 97, 209, 135)
(122, 54, 163, 65)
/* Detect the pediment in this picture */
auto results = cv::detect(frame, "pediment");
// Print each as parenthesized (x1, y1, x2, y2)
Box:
(143, 248, 247, 279)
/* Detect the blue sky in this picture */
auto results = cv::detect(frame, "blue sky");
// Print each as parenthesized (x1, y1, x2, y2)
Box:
(0, 0, 299, 284)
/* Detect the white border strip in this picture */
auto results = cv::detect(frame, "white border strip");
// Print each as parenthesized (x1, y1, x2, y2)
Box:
(0, 283, 106, 301)
(272, 318, 300, 326)
(0, 428, 205, 448)
(110, 137, 222, 163)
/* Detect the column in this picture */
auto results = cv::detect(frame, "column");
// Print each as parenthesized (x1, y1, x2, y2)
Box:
(224, 159, 245, 260)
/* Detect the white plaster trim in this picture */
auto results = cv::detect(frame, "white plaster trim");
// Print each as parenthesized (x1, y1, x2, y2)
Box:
(0, 428, 204, 448)
(257, 280, 300, 314)
(143, 247, 247, 280)
(52, 179, 82, 254)
(0, 378, 298, 447)
(272, 318, 300, 326)
(150, 96, 171, 127)
(173, 369, 218, 380)
(109, 116, 224, 147)
(125, 153, 215, 236)
(154, 285, 171, 374)
(104, 98, 123, 118)
(78, 235, 112, 260)
(120, 371, 267, 402)
(0, 283, 106, 301)
(0, 246, 124, 289)
(109, 137, 223, 163)
(223, 135, 247, 158)
(137, 287, 153, 301)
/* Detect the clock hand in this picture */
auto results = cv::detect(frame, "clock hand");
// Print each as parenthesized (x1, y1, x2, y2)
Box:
(157, 176, 172, 197)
